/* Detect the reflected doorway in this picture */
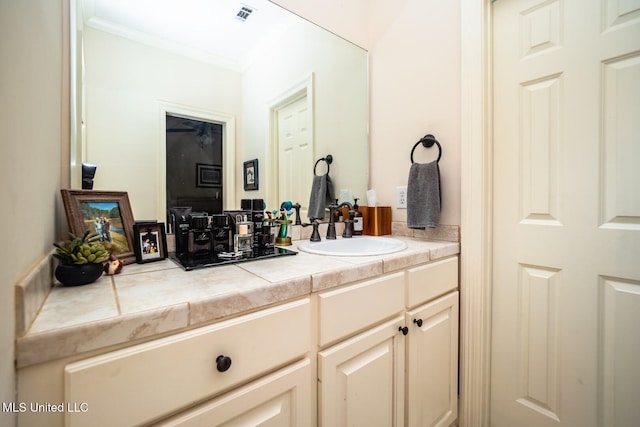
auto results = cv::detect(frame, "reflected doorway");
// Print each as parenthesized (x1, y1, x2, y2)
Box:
(166, 115, 223, 227)
(276, 95, 313, 220)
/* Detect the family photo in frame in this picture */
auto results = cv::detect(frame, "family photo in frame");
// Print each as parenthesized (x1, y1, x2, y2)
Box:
(133, 222, 167, 263)
(60, 190, 136, 263)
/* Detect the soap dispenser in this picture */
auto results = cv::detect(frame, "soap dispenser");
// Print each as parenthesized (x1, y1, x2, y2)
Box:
(353, 198, 363, 236)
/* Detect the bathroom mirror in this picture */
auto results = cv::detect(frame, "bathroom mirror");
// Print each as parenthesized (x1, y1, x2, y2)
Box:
(70, 0, 369, 222)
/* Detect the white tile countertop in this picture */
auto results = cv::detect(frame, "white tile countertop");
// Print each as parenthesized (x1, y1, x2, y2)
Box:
(15, 237, 459, 368)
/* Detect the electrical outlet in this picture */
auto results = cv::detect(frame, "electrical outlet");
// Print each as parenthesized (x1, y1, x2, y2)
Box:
(396, 186, 407, 209)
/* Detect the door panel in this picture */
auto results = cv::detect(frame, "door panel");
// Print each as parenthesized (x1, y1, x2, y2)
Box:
(318, 317, 405, 427)
(406, 292, 459, 427)
(277, 96, 312, 218)
(491, 1, 640, 426)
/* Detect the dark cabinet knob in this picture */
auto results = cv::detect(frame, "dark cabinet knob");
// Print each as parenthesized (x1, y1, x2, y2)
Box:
(413, 318, 423, 327)
(216, 355, 232, 372)
(398, 326, 409, 336)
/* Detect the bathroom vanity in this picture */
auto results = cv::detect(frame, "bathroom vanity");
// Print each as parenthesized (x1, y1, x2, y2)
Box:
(15, 237, 459, 427)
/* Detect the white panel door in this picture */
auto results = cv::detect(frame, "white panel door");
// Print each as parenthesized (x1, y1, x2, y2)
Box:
(492, 1, 640, 426)
(277, 96, 312, 217)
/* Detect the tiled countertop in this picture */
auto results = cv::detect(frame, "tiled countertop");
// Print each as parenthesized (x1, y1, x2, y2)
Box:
(16, 237, 459, 368)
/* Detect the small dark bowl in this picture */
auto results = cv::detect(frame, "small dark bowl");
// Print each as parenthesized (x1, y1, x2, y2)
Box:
(55, 263, 104, 286)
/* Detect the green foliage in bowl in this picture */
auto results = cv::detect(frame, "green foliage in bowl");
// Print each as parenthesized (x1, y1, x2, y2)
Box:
(53, 230, 110, 265)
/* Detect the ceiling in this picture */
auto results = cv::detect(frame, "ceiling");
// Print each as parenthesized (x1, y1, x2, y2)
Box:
(82, 0, 298, 70)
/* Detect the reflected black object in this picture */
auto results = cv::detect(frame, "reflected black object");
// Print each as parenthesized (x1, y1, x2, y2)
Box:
(170, 207, 192, 256)
(211, 214, 232, 253)
(81, 163, 97, 189)
(169, 246, 297, 271)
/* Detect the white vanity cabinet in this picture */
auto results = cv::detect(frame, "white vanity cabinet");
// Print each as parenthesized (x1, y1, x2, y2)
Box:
(19, 298, 312, 427)
(17, 252, 459, 427)
(316, 256, 459, 427)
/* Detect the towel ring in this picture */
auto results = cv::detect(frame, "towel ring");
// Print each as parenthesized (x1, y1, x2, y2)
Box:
(314, 154, 333, 176)
(410, 134, 442, 164)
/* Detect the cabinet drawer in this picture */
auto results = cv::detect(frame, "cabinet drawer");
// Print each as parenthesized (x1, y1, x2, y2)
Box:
(318, 272, 404, 346)
(153, 359, 312, 426)
(64, 298, 310, 427)
(406, 257, 458, 308)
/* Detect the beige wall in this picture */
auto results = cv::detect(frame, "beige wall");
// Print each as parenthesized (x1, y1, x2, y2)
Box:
(274, 0, 461, 226)
(84, 18, 368, 218)
(83, 27, 243, 220)
(241, 18, 368, 210)
(0, 1, 67, 425)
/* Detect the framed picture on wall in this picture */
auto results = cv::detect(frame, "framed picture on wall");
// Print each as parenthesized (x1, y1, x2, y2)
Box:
(243, 159, 259, 191)
(196, 163, 222, 188)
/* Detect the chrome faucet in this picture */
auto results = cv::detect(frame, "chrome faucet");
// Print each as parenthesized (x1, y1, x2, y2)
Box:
(327, 201, 355, 239)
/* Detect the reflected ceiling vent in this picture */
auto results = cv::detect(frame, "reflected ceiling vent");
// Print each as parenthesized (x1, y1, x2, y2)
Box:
(236, 5, 254, 22)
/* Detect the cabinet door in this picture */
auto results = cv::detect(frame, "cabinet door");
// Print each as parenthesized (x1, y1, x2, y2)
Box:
(406, 291, 459, 427)
(318, 317, 405, 427)
(154, 359, 312, 427)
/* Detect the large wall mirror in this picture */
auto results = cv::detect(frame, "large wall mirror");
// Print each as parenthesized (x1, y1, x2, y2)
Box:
(70, 0, 369, 224)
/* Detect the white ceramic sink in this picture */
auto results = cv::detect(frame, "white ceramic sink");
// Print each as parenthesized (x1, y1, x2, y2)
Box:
(297, 236, 407, 256)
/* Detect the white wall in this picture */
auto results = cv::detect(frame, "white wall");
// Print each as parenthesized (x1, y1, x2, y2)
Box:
(0, 1, 67, 425)
(83, 27, 243, 220)
(273, 0, 462, 226)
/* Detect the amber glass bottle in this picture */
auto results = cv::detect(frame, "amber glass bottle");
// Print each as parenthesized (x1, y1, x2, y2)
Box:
(352, 198, 363, 236)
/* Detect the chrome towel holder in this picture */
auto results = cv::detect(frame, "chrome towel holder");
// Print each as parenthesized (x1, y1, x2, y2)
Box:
(410, 134, 442, 164)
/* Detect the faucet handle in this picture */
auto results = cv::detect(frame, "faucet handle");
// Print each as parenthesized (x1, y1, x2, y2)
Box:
(342, 219, 354, 238)
(301, 220, 322, 242)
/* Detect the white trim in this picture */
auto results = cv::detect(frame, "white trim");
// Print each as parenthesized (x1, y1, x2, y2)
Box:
(69, 0, 83, 189)
(266, 73, 315, 211)
(460, 1, 493, 426)
(157, 101, 236, 221)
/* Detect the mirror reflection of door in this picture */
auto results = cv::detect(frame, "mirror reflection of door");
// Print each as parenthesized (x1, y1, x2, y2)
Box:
(277, 95, 313, 219)
(166, 114, 223, 225)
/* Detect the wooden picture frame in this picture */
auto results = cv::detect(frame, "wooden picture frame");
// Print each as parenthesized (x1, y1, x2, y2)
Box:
(243, 159, 259, 191)
(133, 222, 168, 263)
(60, 190, 136, 263)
